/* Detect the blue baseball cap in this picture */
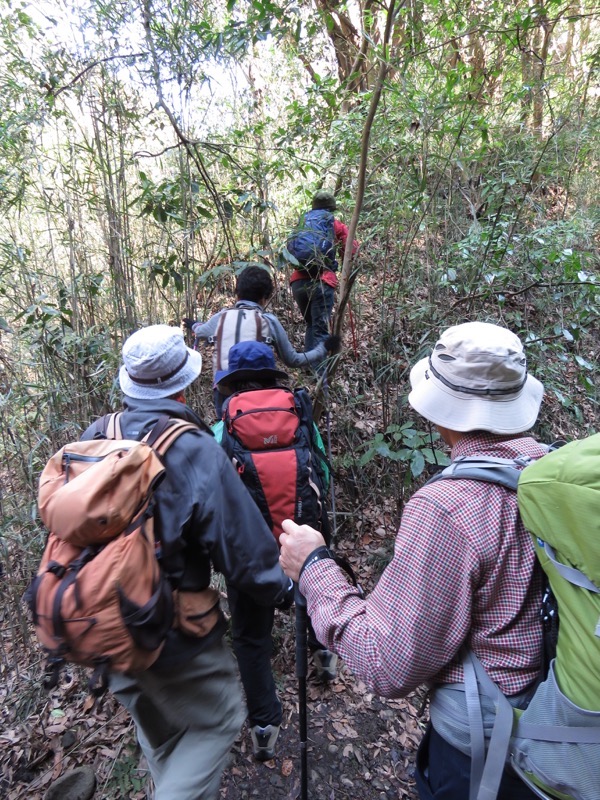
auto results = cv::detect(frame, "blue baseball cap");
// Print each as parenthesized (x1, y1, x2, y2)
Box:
(215, 340, 288, 387)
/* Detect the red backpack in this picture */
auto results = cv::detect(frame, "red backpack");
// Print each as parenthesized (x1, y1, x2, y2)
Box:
(221, 388, 327, 542)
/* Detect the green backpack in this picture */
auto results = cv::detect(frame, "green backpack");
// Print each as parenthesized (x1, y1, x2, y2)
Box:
(429, 436, 600, 800)
(514, 435, 600, 800)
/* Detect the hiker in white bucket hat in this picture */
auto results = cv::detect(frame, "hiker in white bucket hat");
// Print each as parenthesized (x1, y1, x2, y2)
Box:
(408, 321, 544, 434)
(119, 324, 203, 400)
(78, 323, 292, 800)
(278, 320, 547, 800)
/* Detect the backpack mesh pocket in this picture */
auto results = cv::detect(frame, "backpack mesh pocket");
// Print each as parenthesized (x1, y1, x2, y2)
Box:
(512, 661, 600, 800)
(119, 575, 174, 651)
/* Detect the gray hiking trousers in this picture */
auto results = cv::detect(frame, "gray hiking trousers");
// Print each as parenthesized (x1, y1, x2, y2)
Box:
(110, 637, 245, 800)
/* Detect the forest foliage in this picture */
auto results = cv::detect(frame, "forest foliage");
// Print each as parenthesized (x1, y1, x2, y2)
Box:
(1, 0, 599, 761)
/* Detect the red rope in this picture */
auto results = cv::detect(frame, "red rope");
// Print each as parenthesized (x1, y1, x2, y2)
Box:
(348, 301, 358, 359)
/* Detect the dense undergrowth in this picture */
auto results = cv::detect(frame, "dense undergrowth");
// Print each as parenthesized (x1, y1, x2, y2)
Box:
(1, 0, 599, 794)
(1, 255, 598, 797)
(1, 230, 598, 795)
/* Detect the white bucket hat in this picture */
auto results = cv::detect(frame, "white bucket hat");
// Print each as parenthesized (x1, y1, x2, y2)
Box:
(408, 322, 544, 434)
(119, 325, 202, 400)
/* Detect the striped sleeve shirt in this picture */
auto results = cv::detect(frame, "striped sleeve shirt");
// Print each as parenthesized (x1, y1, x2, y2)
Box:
(301, 433, 548, 698)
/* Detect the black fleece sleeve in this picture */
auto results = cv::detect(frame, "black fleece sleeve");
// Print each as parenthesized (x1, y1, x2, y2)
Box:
(163, 430, 290, 607)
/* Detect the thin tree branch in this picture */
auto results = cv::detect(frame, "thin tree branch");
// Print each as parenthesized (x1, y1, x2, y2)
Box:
(335, 1, 400, 327)
(449, 279, 597, 309)
(313, 0, 400, 421)
(51, 53, 145, 98)
(141, 0, 235, 260)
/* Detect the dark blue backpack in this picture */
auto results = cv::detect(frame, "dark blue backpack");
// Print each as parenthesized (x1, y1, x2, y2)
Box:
(286, 209, 337, 275)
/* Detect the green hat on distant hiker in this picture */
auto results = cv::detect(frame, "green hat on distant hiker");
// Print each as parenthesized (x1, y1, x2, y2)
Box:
(312, 190, 336, 212)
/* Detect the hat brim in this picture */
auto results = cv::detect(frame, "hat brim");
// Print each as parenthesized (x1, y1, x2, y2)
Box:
(119, 347, 202, 400)
(215, 366, 288, 388)
(408, 356, 544, 434)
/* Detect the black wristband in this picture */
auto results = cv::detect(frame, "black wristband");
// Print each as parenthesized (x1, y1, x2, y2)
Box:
(299, 545, 335, 580)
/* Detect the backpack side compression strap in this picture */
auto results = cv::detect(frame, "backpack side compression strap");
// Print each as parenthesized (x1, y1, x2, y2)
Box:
(428, 456, 531, 800)
(540, 542, 600, 595)
(463, 650, 522, 800)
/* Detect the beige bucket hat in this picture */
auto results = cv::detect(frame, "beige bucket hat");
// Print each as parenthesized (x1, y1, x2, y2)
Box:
(408, 322, 544, 434)
(119, 325, 202, 400)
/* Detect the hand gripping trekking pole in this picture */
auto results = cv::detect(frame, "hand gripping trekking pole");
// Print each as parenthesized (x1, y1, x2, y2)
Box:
(295, 583, 309, 800)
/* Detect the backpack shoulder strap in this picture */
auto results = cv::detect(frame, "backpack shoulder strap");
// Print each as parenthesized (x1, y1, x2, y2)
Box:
(253, 309, 263, 342)
(213, 308, 235, 369)
(437, 449, 598, 593)
(86, 411, 123, 440)
(293, 386, 317, 435)
(294, 386, 313, 418)
(145, 417, 206, 455)
(293, 388, 317, 440)
(104, 412, 123, 440)
(293, 388, 315, 442)
(295, 387, 333, 467)
(426, 455, 532, 492)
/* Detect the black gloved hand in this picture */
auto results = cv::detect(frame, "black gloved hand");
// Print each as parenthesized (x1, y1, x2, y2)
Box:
(274, 578, 295, 611)
(324, 334, 342, 354)
(181, 317, 195, 331)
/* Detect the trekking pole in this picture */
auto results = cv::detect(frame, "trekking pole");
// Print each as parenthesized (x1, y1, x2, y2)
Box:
(322, 370, 338, 542)
(295, 584, 309, 800)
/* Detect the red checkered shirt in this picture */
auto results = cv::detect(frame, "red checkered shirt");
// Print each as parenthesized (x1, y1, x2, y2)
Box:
(301, 433, 547, 697)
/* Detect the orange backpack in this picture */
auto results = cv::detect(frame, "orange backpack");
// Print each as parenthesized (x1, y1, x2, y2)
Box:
(26, 414, 205, 691)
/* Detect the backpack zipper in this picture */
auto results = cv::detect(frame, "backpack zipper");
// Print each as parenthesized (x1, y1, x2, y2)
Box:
(63, 449, 132, 481)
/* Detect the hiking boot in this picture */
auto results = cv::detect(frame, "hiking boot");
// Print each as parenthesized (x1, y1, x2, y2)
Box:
(313, 649, 338, 682)
(44, 766, 96, 800)
(250, 724, 280, 761)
